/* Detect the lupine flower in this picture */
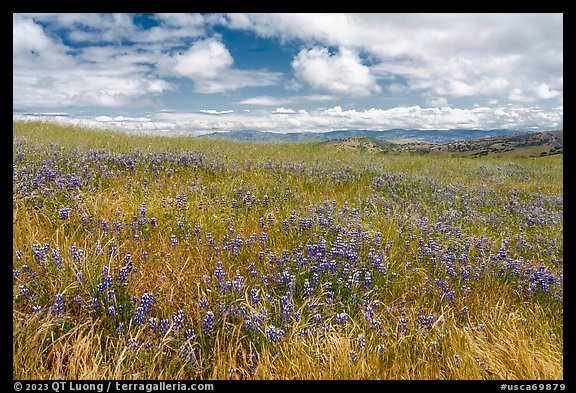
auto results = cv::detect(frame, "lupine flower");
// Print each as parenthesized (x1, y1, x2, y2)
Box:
(363, 270, 372, 288)
(399, 318, 408, 334)
(214, 261, 227, 282)
(170, 235, 178, 249)
(349, 350, 358, 363)
(70, 245, 83, 264)
(178, 342, 196, 362)
(454, 354, 462, 367)
(227, 368, 237, 380)
(418, 315, 436, 330)
(134, 307, 146, 325)
(158, 319, 171, 334)
(356, 334, 366, 351)
(51, 293, 66, 316)
(250, 289, 259, 306)
(303, 279, 313, 298)
(446, 291, 457, 301)
(265, 325, 285, 343)
(140, 293, 155, 313)
(59, 207, 71, 220)
(203, 311, 215, 336)
(172, 309, 185, 330)
(18, 285, 32, 299)
(148, 317, 158, 331)
(185, 328, 196, 341)
(308, 311, 320, 324)
(335, 312, 348, 325)
(280, 294, 294, 320)
(118, 266, 130, 282)
(103, 275, 113, 288)
(232, 273, 245, 292)
(128, 338, 139, 352)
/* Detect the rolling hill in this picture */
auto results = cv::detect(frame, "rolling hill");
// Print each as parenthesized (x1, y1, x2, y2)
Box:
(324, 130, 563, 158)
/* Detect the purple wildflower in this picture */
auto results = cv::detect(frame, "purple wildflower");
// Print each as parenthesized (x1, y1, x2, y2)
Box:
(140, 293, 155, 313)
(265, 325, 285, 343)
(203, 311, 215, 336)
(349, 350, 358, 363)
(335, 312, 348, 325)
(133, 307, 146, 325)
(51, 293, 66, 316)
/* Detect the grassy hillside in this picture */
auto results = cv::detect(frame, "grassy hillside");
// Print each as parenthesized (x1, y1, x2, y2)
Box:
(430, 130, 563, 158)
(13, 120, 563, 380)
(324, 131, 564, 158)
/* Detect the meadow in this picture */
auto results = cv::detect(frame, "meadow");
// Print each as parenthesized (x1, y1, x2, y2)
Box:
(12, 121, 563, 380)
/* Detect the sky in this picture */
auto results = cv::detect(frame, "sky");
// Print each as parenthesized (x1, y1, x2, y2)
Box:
(13, 13, 563, 136)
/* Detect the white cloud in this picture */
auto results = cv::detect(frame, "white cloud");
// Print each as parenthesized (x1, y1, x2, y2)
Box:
(24, 13, 208, 44)
(292, 47, 381, 97)
(426, 97, 449, 107)
(508, 82, 562, 103)
(157, 37, 282, 93)
(13, 14, 281, 107)
(273, 107, 296, 114)
(13, 12, 562, 132)
(199, 109, 234, 114)
(163, 38, 233, 80)
(13, 14, 172, 108)
(16, 104, 562, 135)
(225, 13, 563, 104)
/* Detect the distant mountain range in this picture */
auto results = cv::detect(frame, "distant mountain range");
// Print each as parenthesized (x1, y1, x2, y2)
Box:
(198, 128, 533, 144)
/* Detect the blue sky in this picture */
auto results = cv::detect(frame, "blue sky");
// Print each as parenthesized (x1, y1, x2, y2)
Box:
(13, 13, 563, 135)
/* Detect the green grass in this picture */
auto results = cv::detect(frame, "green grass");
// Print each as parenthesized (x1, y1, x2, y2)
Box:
(13, 120, 563, 380)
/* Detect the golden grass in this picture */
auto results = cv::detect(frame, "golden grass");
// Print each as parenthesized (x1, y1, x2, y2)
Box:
(13, 121, 563, 380)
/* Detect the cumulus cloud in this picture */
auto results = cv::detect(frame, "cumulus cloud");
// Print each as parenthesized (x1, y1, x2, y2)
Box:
(13, 14, 282, 107)
(162, 38, 233, 80)
(13, 13, 562, 133)
(13, 14, 171, 108)
(17, 104, 562, 136)
(292, 47, 381, 97)
(25, 13, 208, 44)
(157, 37, 282, 93)
(224, 13, 563, 104)
(273, 107, 296, 114)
